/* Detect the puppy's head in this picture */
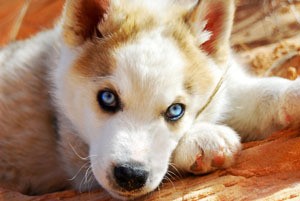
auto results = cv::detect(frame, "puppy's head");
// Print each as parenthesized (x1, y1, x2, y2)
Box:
(54, 0, 234, 199)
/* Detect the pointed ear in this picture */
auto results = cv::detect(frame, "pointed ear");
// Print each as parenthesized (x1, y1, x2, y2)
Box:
(62, 0, 109, 47)
(187, 0, 235, 65)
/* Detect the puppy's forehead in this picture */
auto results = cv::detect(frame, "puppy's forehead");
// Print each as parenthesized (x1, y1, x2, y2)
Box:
(72, 12, 160, 77)
(113, 28, 186, 104)
(71, 7, 213, 101)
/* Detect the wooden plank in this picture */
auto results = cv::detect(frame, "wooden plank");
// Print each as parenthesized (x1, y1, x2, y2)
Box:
(1, 130, 300, 201)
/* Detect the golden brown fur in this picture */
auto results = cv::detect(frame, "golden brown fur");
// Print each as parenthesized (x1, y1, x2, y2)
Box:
(0, 37, 68, 194)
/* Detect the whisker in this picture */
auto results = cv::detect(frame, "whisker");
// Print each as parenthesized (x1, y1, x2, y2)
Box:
(88, 161, 99, 193)
(79, 173, 85, 193)
(168, 163, 186, 188)
(84, 166, 93, 184)
(168, 163, 183, 179)
(69, 162, 90, 181)
(79, 165, 91, 193)
(157, 184, 161, 200)
(163, 175, 176, 192)
(166, 171, 178, 181)
(68, 141, 97, 161)
(88, 176, 96, 193)
(87, 169, 94, 184)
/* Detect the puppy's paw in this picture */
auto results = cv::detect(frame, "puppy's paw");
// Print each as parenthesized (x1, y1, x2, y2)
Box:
(172, 123, 241, 174)
(280, 78, 300, 126)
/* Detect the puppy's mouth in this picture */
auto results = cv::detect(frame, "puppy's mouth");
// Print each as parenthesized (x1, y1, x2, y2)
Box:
(109, 189, 149, 200)
(107, 180, 152, 200)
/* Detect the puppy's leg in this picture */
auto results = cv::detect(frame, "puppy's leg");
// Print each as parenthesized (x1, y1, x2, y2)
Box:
(280, 78, 300, 127)
(225, 70, 300, 141)
(172, 123, 241, 174)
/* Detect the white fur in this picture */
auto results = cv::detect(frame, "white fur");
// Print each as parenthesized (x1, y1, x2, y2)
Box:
(115, 0, 197, 12)
(54, 24, 300, 198)
(2, 0, 300, 200)
(69, 28, 193, 198)
(173, 122, 241, 173)
(224, 60, 295, 141)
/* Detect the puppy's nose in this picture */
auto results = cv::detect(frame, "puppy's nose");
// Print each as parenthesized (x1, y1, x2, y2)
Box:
(114, 162, 149, 191)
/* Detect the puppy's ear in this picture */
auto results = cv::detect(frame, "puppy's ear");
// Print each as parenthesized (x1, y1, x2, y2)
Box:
(62, 0, 109, 47)
(187, 0, 234, 65)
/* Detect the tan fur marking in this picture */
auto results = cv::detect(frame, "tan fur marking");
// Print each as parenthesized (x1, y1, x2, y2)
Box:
(164, 20, 214, 97)
(71, 7, 159, 77)
(100, 9, 158, 48)
(72, 41, 116, 78)
(68, 3, 215, 135)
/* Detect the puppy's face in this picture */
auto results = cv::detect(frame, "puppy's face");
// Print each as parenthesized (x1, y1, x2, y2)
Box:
(55, 0, 234, 199)
(88, 31, 193, 198)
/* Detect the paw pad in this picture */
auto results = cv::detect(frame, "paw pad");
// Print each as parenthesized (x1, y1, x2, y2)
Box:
(190, 150, 226, 173)
(190, 149, 204, 172)
(212, 152, 225, 168)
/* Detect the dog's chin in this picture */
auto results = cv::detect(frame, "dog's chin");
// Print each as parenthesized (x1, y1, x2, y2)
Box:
(92, 173, 155, 200)
(107, 189, 149, 201)
(103, 178, 162, 200)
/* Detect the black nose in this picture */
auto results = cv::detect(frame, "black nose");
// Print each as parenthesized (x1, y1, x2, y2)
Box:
(113, 163, 149, 191)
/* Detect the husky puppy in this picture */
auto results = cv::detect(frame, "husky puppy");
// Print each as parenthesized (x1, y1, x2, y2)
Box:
(0, 0, 299, 200)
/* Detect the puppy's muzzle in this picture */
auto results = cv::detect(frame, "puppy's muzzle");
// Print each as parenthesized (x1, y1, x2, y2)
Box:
(113, 162, 149, 191)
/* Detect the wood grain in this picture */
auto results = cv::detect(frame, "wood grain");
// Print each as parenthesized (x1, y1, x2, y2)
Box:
(1, 130, 300, 201)
(0, 0, 64, 46)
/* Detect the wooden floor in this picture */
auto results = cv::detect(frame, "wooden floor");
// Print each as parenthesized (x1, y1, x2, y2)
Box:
(0, 1, 300, 201)
(0, 0, 64, 46)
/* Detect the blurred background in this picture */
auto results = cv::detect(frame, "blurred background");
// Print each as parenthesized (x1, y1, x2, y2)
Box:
(0, 0, 300, 76)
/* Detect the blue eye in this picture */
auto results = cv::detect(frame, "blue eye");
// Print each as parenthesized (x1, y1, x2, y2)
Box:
(101, 91, 116, 105)
(97, 90, 120, 112)
(165, 103, 185, 121)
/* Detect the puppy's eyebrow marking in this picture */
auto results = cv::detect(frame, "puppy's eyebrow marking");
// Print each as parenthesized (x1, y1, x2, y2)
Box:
(72, 42, 116, 77)
(173, 96, 186, 104)
(184, 81, 194, 95)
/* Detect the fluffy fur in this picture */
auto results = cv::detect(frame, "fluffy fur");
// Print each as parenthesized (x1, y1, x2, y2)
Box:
(0, 0, 300, 200)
